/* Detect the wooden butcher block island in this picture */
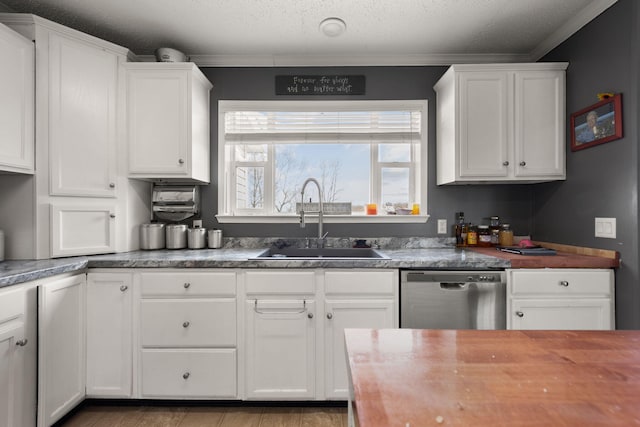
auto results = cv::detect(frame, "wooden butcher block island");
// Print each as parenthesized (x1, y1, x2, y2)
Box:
(345, 329, 640, 426)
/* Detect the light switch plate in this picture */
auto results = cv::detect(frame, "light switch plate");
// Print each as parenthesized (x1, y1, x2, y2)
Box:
(595, 217, 616, 238)
(437, 219, 447, 234)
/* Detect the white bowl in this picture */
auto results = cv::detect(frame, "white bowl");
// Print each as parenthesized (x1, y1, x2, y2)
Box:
(154, 47, 189, 62)
(396, 208, 412, 215)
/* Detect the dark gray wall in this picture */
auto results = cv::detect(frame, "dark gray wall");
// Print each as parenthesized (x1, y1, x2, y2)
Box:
(199, 66, 534, 238)
(538, 0, 639, 329)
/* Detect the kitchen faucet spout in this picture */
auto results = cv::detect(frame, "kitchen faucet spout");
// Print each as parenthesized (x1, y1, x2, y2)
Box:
(300, 177, 326, 248)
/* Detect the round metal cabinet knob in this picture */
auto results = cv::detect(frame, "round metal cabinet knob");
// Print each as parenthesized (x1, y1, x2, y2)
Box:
(109, 183, 115, 188)
(120, 285, 128, 292)
(183, 372, 190, 380)
(515, 311, 524, 318)
(178, 158, 185, 165)
(109, 213, 116, 218)
(16, 339, 28, 347)
(183, 321, 190, 328)
(519, 161, 526, 167)
(184, 282, 191, 289)
(560, 281, 569, 287)
(307, 313, 314, 319)
(326, 313, 333, 320)
(503, 161, 509, 166)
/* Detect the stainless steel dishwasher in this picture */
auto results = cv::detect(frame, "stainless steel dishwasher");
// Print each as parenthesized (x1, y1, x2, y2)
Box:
(400, 270, 506, 329)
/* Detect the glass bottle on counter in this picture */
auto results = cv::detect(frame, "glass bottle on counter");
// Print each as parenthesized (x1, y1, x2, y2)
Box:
(454, 212, 465, 245)
(489, 216, 501, 246)
(477, 225, 492, 247)
(466, 225, 478, 246)
(499, 224, 514, 246)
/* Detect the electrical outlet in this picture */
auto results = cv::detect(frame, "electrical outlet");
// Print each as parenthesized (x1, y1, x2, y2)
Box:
(595, 217, 616, 238)
(437, 219, 447, 234)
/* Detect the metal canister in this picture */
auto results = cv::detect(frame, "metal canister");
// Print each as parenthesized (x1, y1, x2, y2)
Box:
(187, 227, 207, 249)
(139, 223, 166, 250)
(165, 224, 188, 249)
(208, 229, 223, 249)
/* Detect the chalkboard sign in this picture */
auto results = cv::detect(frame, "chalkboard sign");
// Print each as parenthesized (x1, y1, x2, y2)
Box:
(276, 75, 365, 95)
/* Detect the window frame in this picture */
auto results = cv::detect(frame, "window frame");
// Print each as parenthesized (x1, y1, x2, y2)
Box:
(217, 99, 429, 224)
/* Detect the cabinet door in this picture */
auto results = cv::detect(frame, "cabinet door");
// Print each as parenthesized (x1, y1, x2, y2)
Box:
(38, 274, 86, 427)
(86, 273, 132, 397)
(245, 299, 315, 399)
(510, 299, 613, 330)
(514, 71, 565, 178)
(0, 286, 27, 427)
(48, 33, 118, 197)
(458, 71, 510, 179)
(324, 299, 394, 399)
(50, 202, 116, 257)
(0, 23, 34, 174)
(126, 69, 189, 176)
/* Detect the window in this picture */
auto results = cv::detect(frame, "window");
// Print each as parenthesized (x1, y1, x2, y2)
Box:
(217, 100, 427, 223)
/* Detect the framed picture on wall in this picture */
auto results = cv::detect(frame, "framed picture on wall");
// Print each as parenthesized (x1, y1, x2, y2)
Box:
(570, 93, 623, 151)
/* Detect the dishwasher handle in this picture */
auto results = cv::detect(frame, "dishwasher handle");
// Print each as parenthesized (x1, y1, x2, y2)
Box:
(440, 282, 469, 290)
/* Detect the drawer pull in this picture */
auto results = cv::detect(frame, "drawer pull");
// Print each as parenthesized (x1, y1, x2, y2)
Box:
(519, 161, 526, 167)
(326, 313, 333, 320)
(16, 339, 28, 347)
(184, 282, 191, 289)
(560, 281, 569, 287)
(502, 161, 509, 166)
(515, 311, 524, 318)
(183, 372, 190, 380)
(120, 285, 128, 292)
(183, 321, 190, 328)
(308, 313, 314, 319)
(254, 299, 307, 314)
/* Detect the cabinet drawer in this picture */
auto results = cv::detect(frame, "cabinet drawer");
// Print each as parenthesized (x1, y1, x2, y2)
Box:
(509, 269, 613, 296)
(140, 272, 236, 297)
(245, 270, 315, 295)
(0, 287, 24, 323)
(140, 299, 236, 347)
(325, 270, 396, 295)
(141, 349, 236, 398)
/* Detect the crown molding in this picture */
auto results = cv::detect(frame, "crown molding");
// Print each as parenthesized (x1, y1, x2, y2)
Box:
(178, 53, 530, 68)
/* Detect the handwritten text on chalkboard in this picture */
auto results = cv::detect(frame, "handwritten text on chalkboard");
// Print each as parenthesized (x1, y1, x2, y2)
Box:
(276, 75, 365, 95)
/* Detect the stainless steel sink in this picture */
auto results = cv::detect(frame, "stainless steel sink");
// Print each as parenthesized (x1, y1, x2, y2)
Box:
(253, 247, 389, 260)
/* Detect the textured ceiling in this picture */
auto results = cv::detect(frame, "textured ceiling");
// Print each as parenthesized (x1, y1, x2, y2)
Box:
(0, 0, 617, 66)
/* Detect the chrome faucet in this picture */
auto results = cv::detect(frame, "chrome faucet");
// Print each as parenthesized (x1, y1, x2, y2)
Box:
(300, 177, 327, 248)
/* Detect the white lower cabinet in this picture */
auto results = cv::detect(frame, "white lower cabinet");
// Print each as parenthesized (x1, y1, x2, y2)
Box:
(324, 270, 397, 400)
(244, 270, 316, 400)
(38, 273, 86, 427)
(86, 272, 132, 398)
(507, 269, 614, 330)
(242, 269, 398, 401)
(137, 270, 237, 399)
(0, 285, 36, 427)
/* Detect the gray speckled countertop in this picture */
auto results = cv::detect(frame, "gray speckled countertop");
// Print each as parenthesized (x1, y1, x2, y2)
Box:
(0, 244, 509, 288)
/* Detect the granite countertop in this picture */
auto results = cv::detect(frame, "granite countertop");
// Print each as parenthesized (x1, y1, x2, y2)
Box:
(0, 237, 619, 289)
(0, 247, 506, 288)
(345, 328, 640, 426)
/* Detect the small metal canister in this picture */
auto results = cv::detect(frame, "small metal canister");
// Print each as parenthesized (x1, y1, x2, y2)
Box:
(208, 229, 223, 249)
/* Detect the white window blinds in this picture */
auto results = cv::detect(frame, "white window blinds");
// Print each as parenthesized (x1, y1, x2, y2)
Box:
(224, 109, 421, 144)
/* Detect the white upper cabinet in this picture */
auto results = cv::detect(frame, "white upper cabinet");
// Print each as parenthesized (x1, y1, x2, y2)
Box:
(48, 32, 118, 197)
(434, 63, 568, 184)
(125, 63, 213, 183)
(0, 22, 34, 174)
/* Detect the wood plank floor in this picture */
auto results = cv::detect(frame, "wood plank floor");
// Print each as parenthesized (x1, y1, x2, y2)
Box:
(55, 403, 348, 427)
